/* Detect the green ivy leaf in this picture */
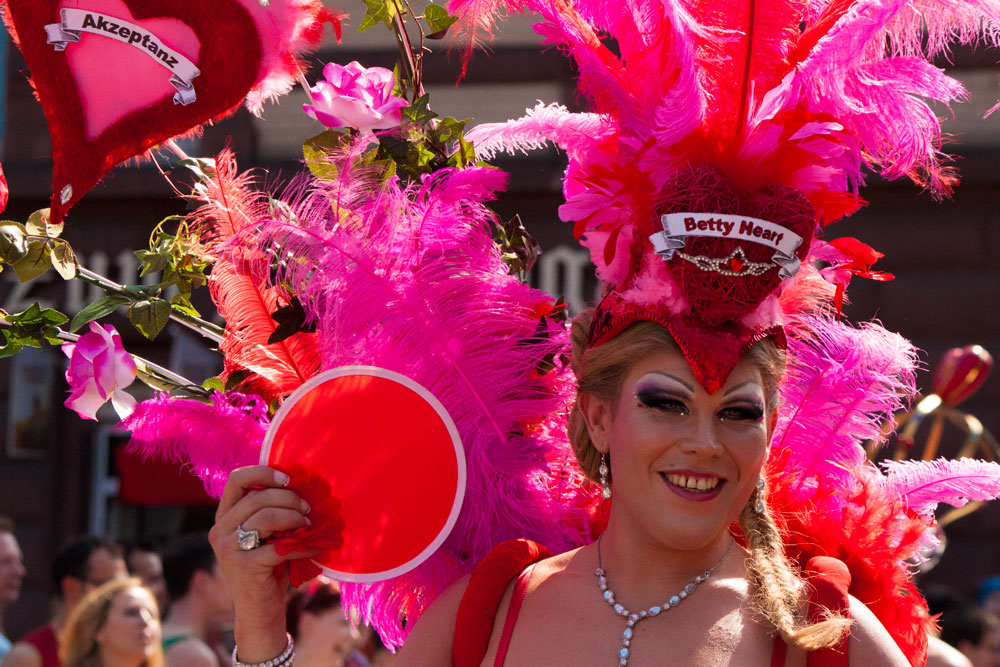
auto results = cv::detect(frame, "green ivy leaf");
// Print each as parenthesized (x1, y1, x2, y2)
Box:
(25, 208, 60, 238)
(68, 295, 131, 332)
(303, 129, 351, 180)
(0, 304, 69, 357)
(129, 299, 171, 340)
(0, 223, 29, 264)
(135, 250, 170, 276)
(11, 240, 52, 283)
(402, 94, 437, 127)
(5, 303, 69, 328)
(424, 4, 459, 39)
(0, 332, 25, 358)
(178, 157, 218, 182)
(359, 0, 397, 32)
(202, 377, 225, 392)
(50, 240, 78, 280)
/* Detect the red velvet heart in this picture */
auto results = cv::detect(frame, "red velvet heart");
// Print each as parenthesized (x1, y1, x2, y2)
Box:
(6, 0, 262, 223)
(657, 169, 815, 327)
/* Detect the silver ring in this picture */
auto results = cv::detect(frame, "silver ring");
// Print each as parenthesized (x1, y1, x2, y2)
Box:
(237, 524, 261, 551)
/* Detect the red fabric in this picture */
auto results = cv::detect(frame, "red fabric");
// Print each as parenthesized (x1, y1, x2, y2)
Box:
(4, 0, 261, 223)
(804, 556, 852, 667)
(494, 563, 538, 666)
(456, 544, 853, 667)
(22, 624, 61, 667)
(114, 446, 215, 506)
(453, 539, 553, 667)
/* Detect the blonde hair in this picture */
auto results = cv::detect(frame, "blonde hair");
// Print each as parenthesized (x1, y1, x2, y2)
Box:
(569, 310, 849, 650)
(61, 577, 164, 667)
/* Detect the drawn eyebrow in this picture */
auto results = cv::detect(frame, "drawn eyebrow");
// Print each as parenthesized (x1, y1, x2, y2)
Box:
(724, 380, 762, 396)
(644, 372, 695, 393)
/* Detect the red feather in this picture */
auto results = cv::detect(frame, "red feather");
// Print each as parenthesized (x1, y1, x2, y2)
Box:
(187, 150, 319, 401)
(693, 0, 809, 144)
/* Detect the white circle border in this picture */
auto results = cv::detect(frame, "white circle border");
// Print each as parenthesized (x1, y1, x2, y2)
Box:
(259, 365, 466, 583)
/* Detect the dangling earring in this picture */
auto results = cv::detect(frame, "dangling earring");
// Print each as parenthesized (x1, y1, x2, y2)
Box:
(754, 477, 765, 513)
(599, 453, 612, 499)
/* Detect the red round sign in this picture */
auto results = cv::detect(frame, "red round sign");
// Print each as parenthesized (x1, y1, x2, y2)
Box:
(261, 367, 465, 582)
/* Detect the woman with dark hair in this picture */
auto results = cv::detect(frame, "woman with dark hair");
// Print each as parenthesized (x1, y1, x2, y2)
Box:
(284, 582, 367, 667)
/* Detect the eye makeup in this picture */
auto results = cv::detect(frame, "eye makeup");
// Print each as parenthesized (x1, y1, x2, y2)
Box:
(634, 375, 692, 412)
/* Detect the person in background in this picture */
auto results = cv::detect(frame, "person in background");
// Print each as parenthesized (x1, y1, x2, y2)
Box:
(3, 537, 128, 667)
(60, 578, 162, 667)
(357, 625, 395, 667)
(942, 605, 1000, 667)
(0, 517, 26, 660)
(978, 576, 1000, 619)
(159, 534, 231, 667)
(121, 543, 167, 616)
(927, 586, 1000, 667)
(285, 581, 367, 667)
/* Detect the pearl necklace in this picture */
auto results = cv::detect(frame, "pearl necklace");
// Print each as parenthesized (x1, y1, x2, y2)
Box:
(594, 536, 735, 666)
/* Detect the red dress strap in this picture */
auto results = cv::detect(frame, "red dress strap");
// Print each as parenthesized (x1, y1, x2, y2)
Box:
(771, 556, 853, 667)
(453, 539, 553, 667)
(493, 563, 538, 666)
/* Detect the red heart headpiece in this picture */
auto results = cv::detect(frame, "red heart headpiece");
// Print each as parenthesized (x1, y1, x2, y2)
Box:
(4, 0, 334, 223)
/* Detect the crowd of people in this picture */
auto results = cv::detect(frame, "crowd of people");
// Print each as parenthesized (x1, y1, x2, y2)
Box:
(0, 517, 394, 667)
(3, 514, 1000, 665)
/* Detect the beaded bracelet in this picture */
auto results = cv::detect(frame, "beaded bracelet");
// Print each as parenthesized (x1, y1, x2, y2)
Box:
(231, 632, 295, 667)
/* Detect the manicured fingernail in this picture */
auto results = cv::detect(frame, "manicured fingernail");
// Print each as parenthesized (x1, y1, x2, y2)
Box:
(274, 470, 290, 486)
(303, 516, 312, 527)
(301, 499, 311, 514)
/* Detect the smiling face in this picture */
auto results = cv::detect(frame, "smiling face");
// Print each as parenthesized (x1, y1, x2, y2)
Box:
(582, 345, 772, 550)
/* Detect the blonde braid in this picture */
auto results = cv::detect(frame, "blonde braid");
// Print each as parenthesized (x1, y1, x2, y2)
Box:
(739, 483, 851, 650)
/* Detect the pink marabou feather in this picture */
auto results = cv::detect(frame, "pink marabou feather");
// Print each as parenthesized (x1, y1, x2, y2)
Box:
(466, 102, 607, 160)
(238, 0, 340, 114)
(881, 457, 1000, 517)
(121, 391, 269, 498)
(229, 145, 600, 646)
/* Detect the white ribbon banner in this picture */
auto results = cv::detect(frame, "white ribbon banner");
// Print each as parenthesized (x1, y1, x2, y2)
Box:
(45, 9, 201, 106)
(649, 213, 804, 279)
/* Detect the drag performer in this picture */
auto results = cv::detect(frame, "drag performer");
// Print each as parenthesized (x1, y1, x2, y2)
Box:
(173, 0, 1000, 665)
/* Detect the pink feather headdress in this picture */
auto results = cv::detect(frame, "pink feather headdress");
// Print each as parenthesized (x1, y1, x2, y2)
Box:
(462, 0, 1000, 391)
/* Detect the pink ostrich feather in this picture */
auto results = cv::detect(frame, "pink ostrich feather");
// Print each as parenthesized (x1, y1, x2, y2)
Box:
(881, 458, 1000, 517)
(777, 0, 1000, 195)
(230, 146, 600, 646)
(771, 313, 918, 504)
(121, 391, 269, 498)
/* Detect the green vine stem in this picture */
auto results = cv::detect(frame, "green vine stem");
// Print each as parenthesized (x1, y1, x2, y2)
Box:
(0, 320, 209, 397)
(76, 266, 225, 343)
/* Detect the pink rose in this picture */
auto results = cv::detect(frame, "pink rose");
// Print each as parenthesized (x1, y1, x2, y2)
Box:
(303, 61, 408, 134)
(62, 322, 138, 421)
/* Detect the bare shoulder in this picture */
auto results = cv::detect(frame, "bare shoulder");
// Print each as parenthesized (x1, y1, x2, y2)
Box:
(165, 637, 220, 667)
(394, 573, 471, 667)
(1, 642, 42, 667)
(846, 595, 910, 667)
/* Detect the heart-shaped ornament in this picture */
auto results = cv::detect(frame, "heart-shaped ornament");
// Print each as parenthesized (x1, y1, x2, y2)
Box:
(657, 170, 816, 327)
(5, 0, 331, 224)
